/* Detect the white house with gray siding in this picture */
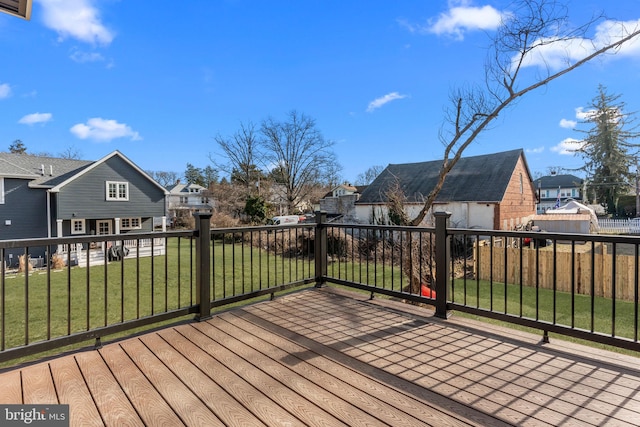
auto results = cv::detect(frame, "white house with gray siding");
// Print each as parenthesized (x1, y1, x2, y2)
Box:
(0, 150, 168, 266)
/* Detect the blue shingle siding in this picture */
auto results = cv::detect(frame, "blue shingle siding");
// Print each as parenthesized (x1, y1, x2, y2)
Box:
(55, 156, 165, 220)
(0, 178, 49, 240)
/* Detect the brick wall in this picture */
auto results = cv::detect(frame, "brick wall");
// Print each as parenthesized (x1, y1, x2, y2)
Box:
(497, 156, 537, 229)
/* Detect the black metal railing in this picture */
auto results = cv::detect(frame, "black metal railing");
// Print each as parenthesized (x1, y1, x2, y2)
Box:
(321, 212, 640, 352)
(1, 210, 639, 364)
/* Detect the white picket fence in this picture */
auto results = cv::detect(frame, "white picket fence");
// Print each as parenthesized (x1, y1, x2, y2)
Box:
(597, 218, 640, 234)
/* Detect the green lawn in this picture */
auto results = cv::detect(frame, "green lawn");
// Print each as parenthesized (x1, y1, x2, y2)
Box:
(450, 278, 640, 353)
(1, 238, 315, 352)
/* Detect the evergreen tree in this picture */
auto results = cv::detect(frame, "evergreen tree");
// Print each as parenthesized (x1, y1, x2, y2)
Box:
(572, 85, 640, 215)
(8, 140, 27, 154)
(184, 163, 205, 186)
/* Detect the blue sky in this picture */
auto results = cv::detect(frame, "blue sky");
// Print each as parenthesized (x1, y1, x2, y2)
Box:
(1, 0, 640, 183)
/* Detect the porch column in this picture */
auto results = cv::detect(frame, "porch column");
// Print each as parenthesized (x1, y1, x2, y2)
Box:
(162, 215, 167, 232)
(56, 219, 63, 254)
(114, 217, 121, 235)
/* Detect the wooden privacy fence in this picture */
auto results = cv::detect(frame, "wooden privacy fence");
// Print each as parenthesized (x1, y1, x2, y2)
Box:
(474, 243, 638, 301)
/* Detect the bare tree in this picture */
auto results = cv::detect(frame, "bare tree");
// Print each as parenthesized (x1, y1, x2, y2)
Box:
(147, 170, 179, 187)
(406, 0, 640, 226)
(355, 165, 384, 186)
(59, 145, 82, 160)
(212, 121, 263, 192)
(261, 110, 339, 214)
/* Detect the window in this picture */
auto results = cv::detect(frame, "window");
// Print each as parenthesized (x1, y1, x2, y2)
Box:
(201, 197, 209, 204)
(0, 177, 4, 204)
(180, 196, 188, 203)
(71, 219, 85, 234)
(121, 217, 141, 230)
(106, 181, 129, 201)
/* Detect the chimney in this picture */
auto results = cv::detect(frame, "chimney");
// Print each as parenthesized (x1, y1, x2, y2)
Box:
(49, 165, 53, 176)
(40, 164, 45, 176)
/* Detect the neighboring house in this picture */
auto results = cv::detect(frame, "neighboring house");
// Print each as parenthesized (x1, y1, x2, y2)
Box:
(355, 149, 537, 230)
(0, 150, 168, 265)
(166, 181, 213, 222)
(264, 183, 316, 216)
(330, 183, 359, 198)
(533, 174, 584, 213)
(319, 183, 367, 221)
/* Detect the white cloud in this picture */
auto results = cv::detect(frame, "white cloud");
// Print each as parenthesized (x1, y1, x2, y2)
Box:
(36, 0, 114, 45)
(516, 19, 640, 71)
(18, 113, 53, 125)
(427, 1, 505, 40)
(70, 49, 105, 63)
(559, 118, 576, 129)
(366, 92, 408, 112)
(574, 107, 592, 120)
(551, 138, 582, 155)
(0, 83, 11, 99)
(526, 146, 544, 154)
(70, 118, 141, 142)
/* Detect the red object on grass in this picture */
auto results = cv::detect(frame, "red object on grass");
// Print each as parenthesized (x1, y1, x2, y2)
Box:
(420, 284, 436, 298)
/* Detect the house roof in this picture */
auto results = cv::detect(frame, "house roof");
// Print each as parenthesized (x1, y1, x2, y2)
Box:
(323, 183, 364, 199)
(534, 174, 583, 189)
(0, 152, 92, 185)
(333, 183, 358, 193)
(0, 151, 168, 194)
(166, 182, 208, 194)
(357, 149, 529, 204)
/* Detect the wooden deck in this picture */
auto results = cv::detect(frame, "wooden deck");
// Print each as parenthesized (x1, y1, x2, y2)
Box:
(1, 287, 639, 426)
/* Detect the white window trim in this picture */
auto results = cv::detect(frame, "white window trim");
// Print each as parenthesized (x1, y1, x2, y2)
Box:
(70, 218, 86, 234)
(121, 217, 142, 230)
(106, 181, 129, 201)
(0, 177, 4, 204)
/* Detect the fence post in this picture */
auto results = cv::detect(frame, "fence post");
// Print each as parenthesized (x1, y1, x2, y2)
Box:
(434, 211, 451, 319)
(195, 212, 212, 321)
(315, 211, 328, 287)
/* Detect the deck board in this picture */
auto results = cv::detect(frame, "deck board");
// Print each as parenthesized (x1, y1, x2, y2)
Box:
(74, 351, 144, 427)
(99, 344, 185, 426)
(138, 333, 266, 426)
(0, 369, 22, 403)
(49, 356, 103, 427)
(1, 287, 639, 426)
(156, 327, 296, 426)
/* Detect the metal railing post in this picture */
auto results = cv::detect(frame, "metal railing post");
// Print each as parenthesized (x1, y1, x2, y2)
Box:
(195, 212, 212, 321)
(434, 211, 451, 319)
(315, 211, 328, 287)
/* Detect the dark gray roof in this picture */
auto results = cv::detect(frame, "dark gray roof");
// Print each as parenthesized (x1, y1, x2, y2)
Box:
(0, 153, 92, 187)
(533, 174, 583, 189)
(357, 149, 527, 204)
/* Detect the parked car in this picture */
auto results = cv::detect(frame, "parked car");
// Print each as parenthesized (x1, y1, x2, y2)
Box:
(267, 215, 300, 225)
